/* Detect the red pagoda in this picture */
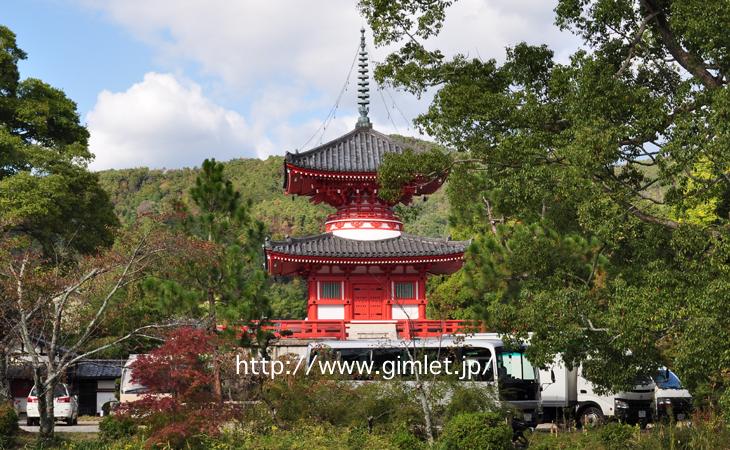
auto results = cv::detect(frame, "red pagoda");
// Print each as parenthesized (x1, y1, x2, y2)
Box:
(264, 30, 469, 339)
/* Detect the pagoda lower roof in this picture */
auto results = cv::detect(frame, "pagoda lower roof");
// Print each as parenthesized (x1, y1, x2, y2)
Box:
(265, 233, 469, 259)
(285, 126, 418, 173)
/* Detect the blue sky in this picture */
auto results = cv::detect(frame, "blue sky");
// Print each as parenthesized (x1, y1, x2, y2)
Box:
(5, 0, 153, 115)
(3, 0, 578, 170)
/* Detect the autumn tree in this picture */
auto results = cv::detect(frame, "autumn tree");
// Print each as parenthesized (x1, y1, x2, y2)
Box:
(0, 24, 118, 407)
(121, 328, 233, 448)
(0, 225, 180, 439)
(361, 0, 730, 407)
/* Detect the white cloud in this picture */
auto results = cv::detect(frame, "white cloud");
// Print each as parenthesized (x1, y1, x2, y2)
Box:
(80, 0, 580, 169)
(87, 72, 270, 170)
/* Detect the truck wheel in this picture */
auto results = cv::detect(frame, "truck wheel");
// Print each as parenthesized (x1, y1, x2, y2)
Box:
(578, 406, 605, 429)
(65, 417, 74, 426)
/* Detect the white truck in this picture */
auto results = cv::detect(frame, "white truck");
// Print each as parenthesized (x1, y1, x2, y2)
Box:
(539, 357, 654, 428)
(119, 354, 148, 403)
(653, 368, 693, 422)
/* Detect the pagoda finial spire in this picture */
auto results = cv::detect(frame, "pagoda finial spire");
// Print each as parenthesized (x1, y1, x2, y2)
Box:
(356, 27, 372, 129)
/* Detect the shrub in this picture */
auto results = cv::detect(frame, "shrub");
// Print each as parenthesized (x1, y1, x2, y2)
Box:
(443, 384, 500, 418)
(346, 427, 369, 449)
(597, 422, 637, 450)
(438, 412, 512, 450)
(0, 402, 19, 446)
(121, 328, 234, 448)
(260, 374, 423, 433)
(99, 414, 138, 441)
(208, 423, 399, 450)
(390, 426, 426, 450)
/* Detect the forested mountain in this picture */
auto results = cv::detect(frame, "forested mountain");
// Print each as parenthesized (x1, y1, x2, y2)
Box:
(96, 155, 451, 239)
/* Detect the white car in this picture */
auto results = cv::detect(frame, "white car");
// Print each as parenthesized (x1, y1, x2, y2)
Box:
(26, 383, 79, 426)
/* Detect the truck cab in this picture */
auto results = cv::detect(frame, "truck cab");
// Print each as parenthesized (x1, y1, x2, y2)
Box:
(653, 368, 692, 422)
(539, 358, 654, 428)
(575, 365, 654, 428)
(119, 354, 148, 403)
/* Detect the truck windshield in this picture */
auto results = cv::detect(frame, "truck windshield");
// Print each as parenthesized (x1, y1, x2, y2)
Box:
(496, 348, 539, 401)
(121, 368, 148, 394)
(497, 350, 537, 381)
(654, 370, 683, 389)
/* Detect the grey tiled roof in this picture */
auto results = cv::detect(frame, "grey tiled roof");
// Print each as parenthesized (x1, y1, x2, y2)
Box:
(7, 360, 124, 380)
(285, 127, 409, 172)
(75, 360, 124, 379)
(266, 233, 468, 258)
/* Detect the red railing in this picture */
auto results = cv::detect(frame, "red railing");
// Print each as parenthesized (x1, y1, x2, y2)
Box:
(396, 320, 486, 339)
(265, 320, 348, 340)
(259, 319, 485, 340)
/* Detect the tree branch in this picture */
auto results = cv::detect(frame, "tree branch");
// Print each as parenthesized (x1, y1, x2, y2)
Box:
(640, 0, 723, 89)
(616, 11, 659, 77)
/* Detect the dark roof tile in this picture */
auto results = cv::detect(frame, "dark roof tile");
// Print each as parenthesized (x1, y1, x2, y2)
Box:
(285, 127, 416, 172)
(265, 233, 468, 258)
(74, 360, 124, 379)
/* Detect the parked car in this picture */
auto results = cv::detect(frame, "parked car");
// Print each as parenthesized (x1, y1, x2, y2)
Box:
(26, 383, 79, 426)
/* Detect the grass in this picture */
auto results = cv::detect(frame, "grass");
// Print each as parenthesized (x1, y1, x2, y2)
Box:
(75, 416, 102, 424)
(10, 430, 97, 449)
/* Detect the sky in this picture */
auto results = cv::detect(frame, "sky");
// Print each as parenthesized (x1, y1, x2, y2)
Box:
(3, 0, 580, 171)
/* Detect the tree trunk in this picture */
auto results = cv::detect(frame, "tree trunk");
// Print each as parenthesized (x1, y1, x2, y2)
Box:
(39, 386, 55, 439)
(415, 383, 435, 445)
(208, 287, 223, 403)
(0, 348, 10, 403)
(34, 368, 54, 440)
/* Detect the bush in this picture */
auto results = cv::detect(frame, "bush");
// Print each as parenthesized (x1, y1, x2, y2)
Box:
(597, 422, 637, 450)
(438, 412, 512, 450)
(390, 426, 426, 450)
(443, 384, 500, 418)
(205, 423, 400, 450)
(99, 414, 137, 441)
(0, 402, 19, 447)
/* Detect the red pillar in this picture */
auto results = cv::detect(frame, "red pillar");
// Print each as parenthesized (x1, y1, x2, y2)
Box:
(307, 277, 317, 320)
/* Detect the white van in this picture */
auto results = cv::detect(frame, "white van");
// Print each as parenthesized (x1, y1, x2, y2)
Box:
(306, 336, 542, 426)
(25, 383, 78, 426)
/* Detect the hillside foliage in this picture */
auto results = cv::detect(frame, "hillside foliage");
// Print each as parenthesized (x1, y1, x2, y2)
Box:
(97, 155, 451, 239)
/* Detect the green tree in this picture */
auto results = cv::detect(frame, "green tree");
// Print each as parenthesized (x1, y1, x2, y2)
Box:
(361, 0, 730, 402)
(0, 25, 118, 406)
(0, 25, 117, 255)
(186, 159, 270, 332)
(142, 159, 273, 392)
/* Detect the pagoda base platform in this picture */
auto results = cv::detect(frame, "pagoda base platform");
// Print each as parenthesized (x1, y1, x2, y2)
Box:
(261, 319, 485, 340)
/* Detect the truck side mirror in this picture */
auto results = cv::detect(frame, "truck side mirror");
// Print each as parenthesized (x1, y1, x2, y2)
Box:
(551, 369, 556, 383)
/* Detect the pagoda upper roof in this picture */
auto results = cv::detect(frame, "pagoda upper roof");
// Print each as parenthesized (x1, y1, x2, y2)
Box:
(265, 233, 468, 259)
(285, 127, 418, 173)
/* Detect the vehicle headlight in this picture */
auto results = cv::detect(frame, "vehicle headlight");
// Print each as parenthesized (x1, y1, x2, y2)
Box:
(615, 399, 629, 409)
(657, 398, 673, 407)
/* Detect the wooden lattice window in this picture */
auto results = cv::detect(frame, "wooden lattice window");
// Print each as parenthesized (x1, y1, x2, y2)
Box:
(319, 281, 342, 299)
(394, 282, 415, 299)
